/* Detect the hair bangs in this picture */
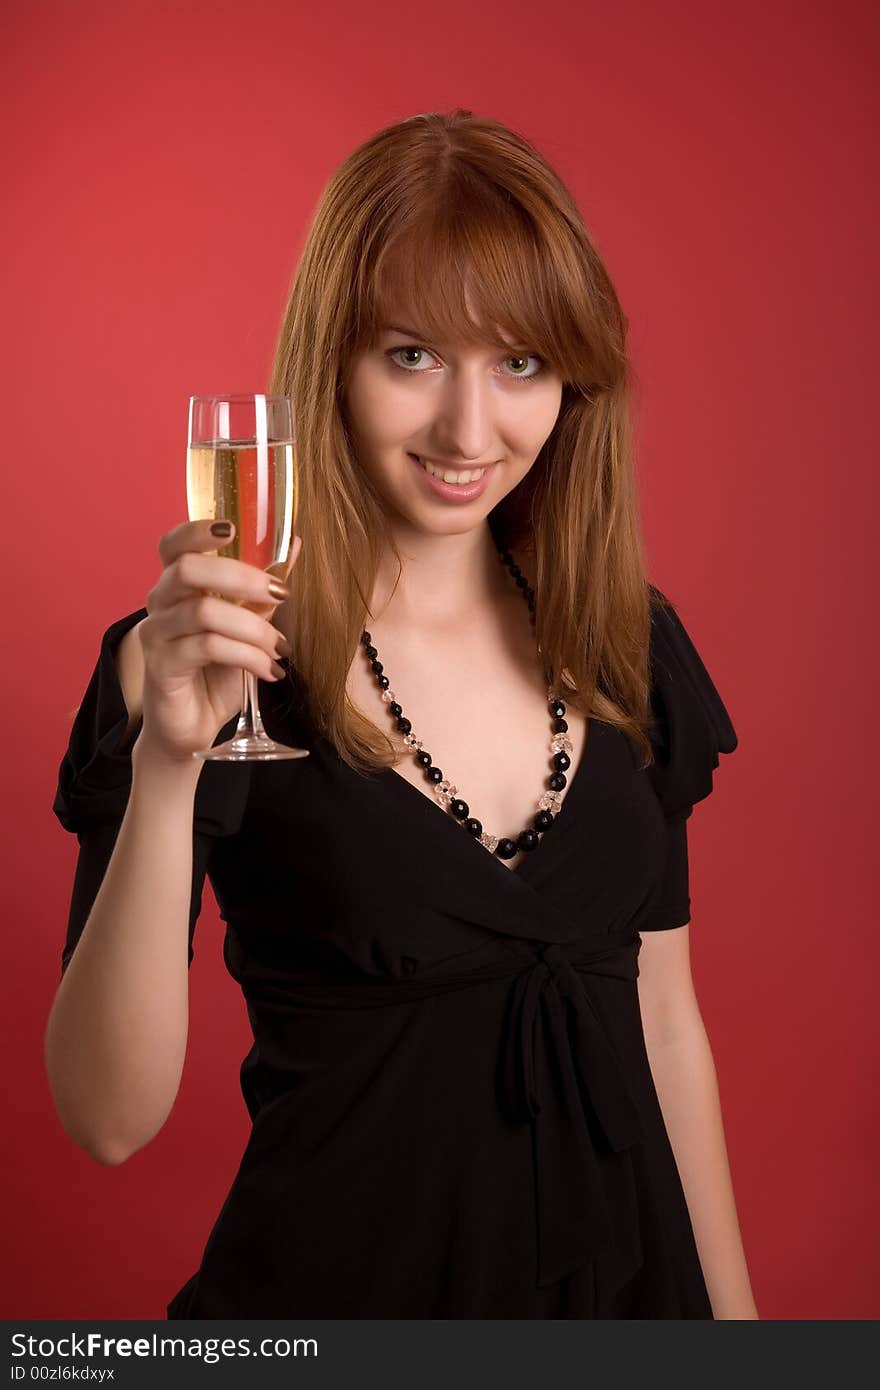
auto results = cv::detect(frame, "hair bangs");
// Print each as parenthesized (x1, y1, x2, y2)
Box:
(361, 198, 577, 379)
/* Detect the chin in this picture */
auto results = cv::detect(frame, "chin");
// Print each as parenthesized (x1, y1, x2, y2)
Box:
(408, 506, 489, 536)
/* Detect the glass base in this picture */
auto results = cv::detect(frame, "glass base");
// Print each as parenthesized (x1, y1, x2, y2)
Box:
(193, 733, 311, 762)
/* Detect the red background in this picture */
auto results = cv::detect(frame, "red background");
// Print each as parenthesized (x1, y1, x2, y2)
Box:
(4, 0, 876, 1321)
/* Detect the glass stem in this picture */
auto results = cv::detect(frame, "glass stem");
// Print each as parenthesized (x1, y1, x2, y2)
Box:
(233, 669, 268, 742)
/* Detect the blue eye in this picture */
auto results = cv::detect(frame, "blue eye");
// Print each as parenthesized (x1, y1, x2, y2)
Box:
(386, 345, 545, 383)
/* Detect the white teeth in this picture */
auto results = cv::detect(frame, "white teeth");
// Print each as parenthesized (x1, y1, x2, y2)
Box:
(419, 458, 486, 485)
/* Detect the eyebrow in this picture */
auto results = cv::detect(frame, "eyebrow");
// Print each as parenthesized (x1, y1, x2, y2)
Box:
(381, 323, 431, 340)
(380, 323, 524, 350)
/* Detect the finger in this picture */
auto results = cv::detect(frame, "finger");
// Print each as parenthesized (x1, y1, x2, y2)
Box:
(156, 630, 286, 684)
(161, 593, 288, 663)
(151, 547, 287, 613)
(285, 531, 303, 580)
(266, 531, 303, 588)
(158, 518, 238, 569)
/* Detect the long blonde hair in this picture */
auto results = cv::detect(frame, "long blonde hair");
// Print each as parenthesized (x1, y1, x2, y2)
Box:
(270, 108, 670, 775)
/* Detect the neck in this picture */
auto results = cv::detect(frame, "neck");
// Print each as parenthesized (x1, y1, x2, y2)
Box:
(370, 522, 514, 635)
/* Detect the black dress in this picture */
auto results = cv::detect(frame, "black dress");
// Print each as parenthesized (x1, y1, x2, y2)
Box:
(52, 590, 738, 1319)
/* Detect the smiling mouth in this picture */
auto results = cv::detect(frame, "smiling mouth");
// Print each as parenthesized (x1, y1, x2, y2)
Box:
(410, 454, 493, 485)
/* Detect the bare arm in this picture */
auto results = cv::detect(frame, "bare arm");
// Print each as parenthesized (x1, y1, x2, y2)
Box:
(44, 628, 203, 1166)
(638, 926, 759, 1319)
(45, 737, 203, 1165)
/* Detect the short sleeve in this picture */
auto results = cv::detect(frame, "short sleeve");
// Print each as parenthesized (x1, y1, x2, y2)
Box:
(639, 588, 738, 931)
(52, 607, 252, 976)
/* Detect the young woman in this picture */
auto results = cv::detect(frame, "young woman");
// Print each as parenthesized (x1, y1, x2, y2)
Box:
(46, 110, 756, 1319)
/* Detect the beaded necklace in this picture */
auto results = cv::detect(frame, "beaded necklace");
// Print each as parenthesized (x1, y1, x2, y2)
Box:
(359, 540, 573, 861)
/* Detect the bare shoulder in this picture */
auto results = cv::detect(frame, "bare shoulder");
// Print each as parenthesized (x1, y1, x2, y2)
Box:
(114, 619, 146, 726)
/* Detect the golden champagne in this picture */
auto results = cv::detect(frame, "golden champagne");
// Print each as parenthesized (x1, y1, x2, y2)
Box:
(186, 439, 297, 575)
(184, 394, 307, 761)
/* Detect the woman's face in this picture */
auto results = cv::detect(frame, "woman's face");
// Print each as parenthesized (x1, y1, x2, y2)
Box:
(342, 309, 563, 534)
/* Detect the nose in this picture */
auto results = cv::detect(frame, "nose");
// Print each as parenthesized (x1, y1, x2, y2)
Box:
(431, 366, 497, 464)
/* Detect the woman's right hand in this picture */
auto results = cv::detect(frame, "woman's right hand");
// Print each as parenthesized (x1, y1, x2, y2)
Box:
(136, 520, 304, 763)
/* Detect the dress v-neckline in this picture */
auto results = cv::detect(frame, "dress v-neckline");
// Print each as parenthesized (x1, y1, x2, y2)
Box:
(383, 718, 595, 883)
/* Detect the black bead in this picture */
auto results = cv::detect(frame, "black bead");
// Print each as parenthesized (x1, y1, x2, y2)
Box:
(552, 716, 568, 733)
(548, 771, 567, 791)
(549, 700, 565, 718)
(516, 829, 540, 852)
(552, 750, 571, 772)
(450, 799, 469, 820)
(378, 675, 390, 689)
(464, 818, 483, 837)
(495, 838, 518, 859)
(427, 766, 443, 783)
(371, 659, 384, 675)
(397, 717, 412, 734)
(416, 750, 432, 768)
(365, 644, 377, 659)
(362, 631, 371, 645)
(509, 564, 522, 578)
(534, 809, 554, 831)
(515, 574, 528, 589)
(390, 701, 402, 716)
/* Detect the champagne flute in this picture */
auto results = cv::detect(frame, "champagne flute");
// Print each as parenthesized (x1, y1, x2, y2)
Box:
(186, 393, 309, 762)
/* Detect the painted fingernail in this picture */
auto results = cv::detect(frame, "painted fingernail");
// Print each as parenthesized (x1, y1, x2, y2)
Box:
(267, 578, 290, 602)
(211, 520, 233, 537)
(275, 633, 292, 657)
